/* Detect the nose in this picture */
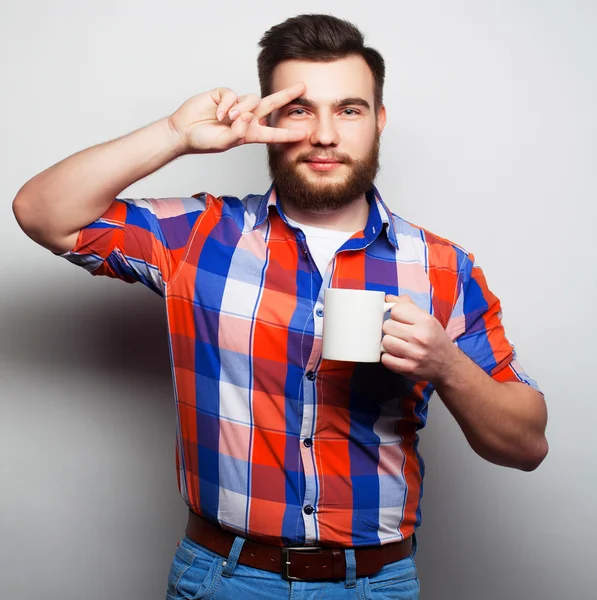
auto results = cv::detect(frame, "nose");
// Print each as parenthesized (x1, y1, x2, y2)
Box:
(309, 114, 339, 147)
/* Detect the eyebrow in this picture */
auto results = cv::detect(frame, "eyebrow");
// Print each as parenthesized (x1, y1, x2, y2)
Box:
(288, 96, 371, 111)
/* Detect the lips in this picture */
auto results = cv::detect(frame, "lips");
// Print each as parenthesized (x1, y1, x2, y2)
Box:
(305, 160, 343, 172)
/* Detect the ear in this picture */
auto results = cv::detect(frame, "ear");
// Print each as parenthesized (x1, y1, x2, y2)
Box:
(376, 104, 387, 135)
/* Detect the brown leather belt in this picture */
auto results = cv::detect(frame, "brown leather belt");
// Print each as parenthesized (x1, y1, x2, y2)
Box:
(185, 510, 413, 581)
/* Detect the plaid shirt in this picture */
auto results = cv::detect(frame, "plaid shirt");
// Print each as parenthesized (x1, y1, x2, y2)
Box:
(62, 185, 539, 548)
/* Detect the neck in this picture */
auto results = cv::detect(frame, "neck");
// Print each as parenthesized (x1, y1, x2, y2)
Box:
(279, 194, 369, 231)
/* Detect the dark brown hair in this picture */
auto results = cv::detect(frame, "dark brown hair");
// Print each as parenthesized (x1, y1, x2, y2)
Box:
(257, 14, 385, 109)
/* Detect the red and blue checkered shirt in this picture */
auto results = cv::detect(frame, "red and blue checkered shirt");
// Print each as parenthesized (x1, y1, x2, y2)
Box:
(62, 185, 540, 547)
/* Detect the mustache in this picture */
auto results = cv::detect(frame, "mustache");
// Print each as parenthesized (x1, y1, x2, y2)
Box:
(295, 150, 354, 164)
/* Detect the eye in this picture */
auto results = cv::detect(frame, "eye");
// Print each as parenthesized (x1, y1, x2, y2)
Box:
(342, 108, 360, 116)
(288, 108, 308, 116)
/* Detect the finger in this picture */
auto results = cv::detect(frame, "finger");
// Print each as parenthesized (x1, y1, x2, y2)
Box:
(382, 319, 413, 341)
(228, 93, 260, 121)
(214, 112, 255, 149)
(381, 352, 417, 377)
(386, 294, 415, 305)
(212, 88, 238, 121)
(381, 334, 423, 374)
(246, 124, 307, 145)
(381, 334, 412, 357)
(253, 82, 306, 119)
(389, 302, 423, 325)
(227, 111, 256, 142)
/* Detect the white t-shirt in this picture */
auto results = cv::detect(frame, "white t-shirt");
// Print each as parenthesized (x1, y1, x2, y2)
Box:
(286, 216, 357, 277)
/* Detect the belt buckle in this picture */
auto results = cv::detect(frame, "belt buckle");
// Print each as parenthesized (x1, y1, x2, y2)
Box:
(281, 546, 322, 581)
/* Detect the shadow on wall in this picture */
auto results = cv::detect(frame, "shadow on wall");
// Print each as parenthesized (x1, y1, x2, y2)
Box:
(0, 279, 172, 384)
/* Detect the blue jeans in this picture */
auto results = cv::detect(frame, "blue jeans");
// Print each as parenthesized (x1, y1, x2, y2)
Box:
(166, 535, 420, 599)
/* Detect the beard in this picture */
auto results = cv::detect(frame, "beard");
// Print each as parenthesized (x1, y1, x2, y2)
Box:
(267, 132, 380, 212)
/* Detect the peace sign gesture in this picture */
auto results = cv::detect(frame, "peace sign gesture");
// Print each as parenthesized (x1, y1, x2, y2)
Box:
(168, 82, 307, 154)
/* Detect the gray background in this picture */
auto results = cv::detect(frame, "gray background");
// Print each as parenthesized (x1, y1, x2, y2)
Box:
(1, 1, 595, 598)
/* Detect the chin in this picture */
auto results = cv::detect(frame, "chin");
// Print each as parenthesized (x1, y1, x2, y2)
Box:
(304, 173, 346, 184)
(302, 174, 349, 191)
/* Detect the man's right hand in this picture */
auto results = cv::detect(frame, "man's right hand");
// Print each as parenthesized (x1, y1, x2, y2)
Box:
(168, 82, 308, 155)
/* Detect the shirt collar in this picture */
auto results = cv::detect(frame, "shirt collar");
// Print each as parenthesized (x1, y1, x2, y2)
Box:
(253, 183, 399, 250)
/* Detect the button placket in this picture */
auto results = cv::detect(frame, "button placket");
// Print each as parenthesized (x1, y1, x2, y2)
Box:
(297, 280, 326, 545)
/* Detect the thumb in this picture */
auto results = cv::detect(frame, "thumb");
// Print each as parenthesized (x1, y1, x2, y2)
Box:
(218, 112, 255, 149)
(229, 112, 255, 143)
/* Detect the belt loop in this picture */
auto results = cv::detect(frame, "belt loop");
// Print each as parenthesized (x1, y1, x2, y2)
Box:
(344, 548, 357, 589)
(221, 536, 246, 578)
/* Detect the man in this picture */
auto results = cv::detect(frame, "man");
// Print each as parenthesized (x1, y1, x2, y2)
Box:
(13, 14, 548, 600)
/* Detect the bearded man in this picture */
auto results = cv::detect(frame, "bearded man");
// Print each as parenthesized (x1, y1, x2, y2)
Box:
(13, 13, 548, 600)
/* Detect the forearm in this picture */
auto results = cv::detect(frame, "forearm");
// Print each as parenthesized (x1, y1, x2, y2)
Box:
(13, 117, 184, 252)
(435, 348, 548, 471)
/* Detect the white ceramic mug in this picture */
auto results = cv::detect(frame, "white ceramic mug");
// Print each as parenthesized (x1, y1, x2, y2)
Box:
(321, 288, 396, 362)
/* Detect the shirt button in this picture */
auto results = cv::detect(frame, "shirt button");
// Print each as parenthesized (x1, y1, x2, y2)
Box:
(303, 438, 313, 448)
(306, 371, 316, 381)
(303, 505, 314, 515)
(316, 308, 324, 317)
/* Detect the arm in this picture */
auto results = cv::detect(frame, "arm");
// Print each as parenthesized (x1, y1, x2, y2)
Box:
(434, 347, 547, 471)
(12, 84, 307, 254)
(381, 295, 548, 471)
(12, 118, 184, 254)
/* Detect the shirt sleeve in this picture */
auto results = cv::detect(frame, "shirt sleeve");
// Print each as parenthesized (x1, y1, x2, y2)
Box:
(445, 251, 542, 392)
(59, 194, 208, 296)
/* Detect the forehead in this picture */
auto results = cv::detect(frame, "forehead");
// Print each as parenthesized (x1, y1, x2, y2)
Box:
(271, 56, 376, 104)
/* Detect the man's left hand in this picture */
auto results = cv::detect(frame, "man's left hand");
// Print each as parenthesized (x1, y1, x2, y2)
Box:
(381, 294, 460, 384)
